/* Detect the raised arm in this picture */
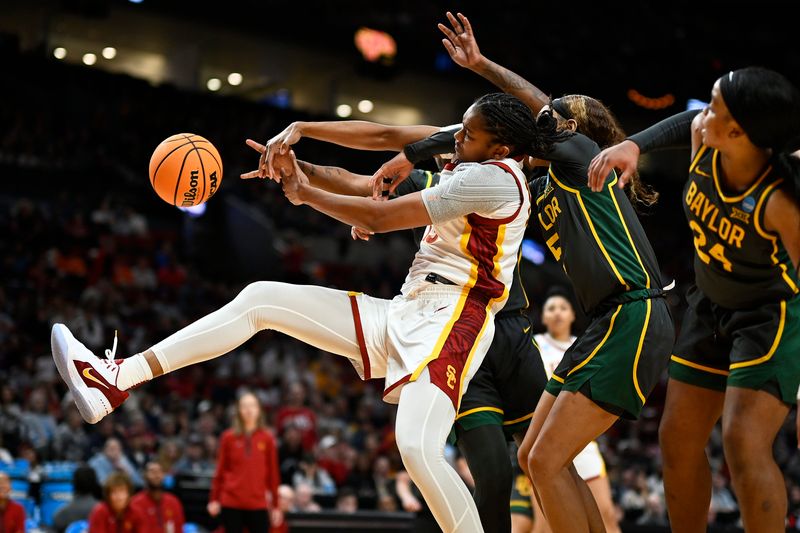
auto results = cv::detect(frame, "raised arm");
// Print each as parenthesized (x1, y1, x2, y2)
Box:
(587, 109, 700, 192)
(439, 12, 549, 114)
(262, 121, 438, 178)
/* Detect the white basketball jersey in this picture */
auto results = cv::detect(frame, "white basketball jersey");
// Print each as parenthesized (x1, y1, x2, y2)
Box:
(534, 333, 577, 379)
(402, 159, 531, 314)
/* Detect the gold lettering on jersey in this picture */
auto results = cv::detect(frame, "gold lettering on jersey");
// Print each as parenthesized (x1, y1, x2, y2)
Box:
(685, 181, 747, 249)
(446, 365, 456, 390)
(538, 197, 561, 231)
(730, 207, 751, 224)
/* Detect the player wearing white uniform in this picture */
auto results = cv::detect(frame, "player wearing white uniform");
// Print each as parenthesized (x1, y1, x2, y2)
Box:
(50, 93, 561, 533)
(529, 293, 620, 533)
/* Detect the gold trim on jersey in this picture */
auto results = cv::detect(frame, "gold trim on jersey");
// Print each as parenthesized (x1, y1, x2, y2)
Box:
(456, 406, 504, 420)
(607, 176, 651, 289)
(711, 148, 773, 203)
(729, 300, 786, 370)
(409, 222, 479, 382)
(503, 412, 534, 426)
(567, 304, 623, 376)
(548, 168, 629, 290)
(689, 145, 709, 174)
(753, 179, 800, 295)
(670, 355, 730, 376)
(551, 373, 565, 383)
(632, 299, 652, 404)
(424, 171, 434, 189)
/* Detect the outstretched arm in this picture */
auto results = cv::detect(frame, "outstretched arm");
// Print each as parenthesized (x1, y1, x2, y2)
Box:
(262, 121, 438, 178)
(586, 109, 700, 192)
(280, 151, 432, 233)
(439, 12, 549, 114)
(242, 139, 372, 196)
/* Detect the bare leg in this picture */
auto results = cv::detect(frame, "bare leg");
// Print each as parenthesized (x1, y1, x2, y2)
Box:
(586, 476, 620, 533)
(659, 379, 724, 533)
(527, 391, 617, 533)
(723, 386, 790, 533)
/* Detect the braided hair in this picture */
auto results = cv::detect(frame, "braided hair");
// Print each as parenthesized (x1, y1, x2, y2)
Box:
(472, 93, 569, 159)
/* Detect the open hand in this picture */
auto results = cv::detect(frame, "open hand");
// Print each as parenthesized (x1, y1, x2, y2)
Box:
(587, 140, 641, 192)
(369, 152, 414, 200)
(438, 12, 483, 70)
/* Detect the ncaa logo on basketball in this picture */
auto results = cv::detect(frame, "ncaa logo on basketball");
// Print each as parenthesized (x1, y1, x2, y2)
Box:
(741, 196, 755, 213)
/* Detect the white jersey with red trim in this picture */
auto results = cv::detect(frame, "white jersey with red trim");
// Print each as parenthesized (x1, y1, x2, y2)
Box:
(534, 332, 577, 379)
(402, 158, 531, 314)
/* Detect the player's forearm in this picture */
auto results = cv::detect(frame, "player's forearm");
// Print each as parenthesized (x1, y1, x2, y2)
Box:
(296, 160, 371, 196)
(627, 109, 699, 153)
(471, 56, 549, 114)
(297, 185, 428, 233)
(299, 121, 438, 151)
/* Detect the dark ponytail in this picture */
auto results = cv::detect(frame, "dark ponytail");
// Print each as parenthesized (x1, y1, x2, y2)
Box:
(472, 93, 569, 159)
(719, 67, 800, 199)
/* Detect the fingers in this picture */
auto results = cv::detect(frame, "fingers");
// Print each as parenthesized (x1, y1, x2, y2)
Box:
(245, 139, 266, 153)
(618, 168, 634, 189)
(441, 38, 457, 57)
(240, 169, 262, 180)
(437, 22, 458, 43)
(446, 11, 463, 34)
(457, 13, 473, 36)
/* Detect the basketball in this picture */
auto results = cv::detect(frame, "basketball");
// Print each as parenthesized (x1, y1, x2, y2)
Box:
(148, 133, 223, 207)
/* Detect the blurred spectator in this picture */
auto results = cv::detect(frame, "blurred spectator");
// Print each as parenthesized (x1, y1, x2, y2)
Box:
(89, 471, 145, 533)
(53, 466, 100, 533)
(208, 392, 280, 533)
(293, 482, 321, 513)
(173, 434, 214, 475)
(710, 471, 739, 525)
(277, 425, 304, 483)
(20, 387, 56, 455)
(335, 487, 358, 514)
(89, 438, 144, 487)
(0, 472, 25, 533)
(271, 485, 295, 533)
(131, 461, 185, 533)
(291, 454, 336, 497)
(636, 493, 668, 527)
(276, 382, 316, 451)
(53, 405, 91, 463)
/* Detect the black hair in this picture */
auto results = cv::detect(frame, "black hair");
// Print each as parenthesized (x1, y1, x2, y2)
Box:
(472, 93, 570, 158)
(543, 286, 575, 310)
(719, 67, 800, 197)
(73, 465, 100, 496)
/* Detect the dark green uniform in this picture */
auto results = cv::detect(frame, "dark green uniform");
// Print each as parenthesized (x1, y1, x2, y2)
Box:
(670, 145, 800, 403)
(395, 170, 547, 439)
(534, 133, 675, 419)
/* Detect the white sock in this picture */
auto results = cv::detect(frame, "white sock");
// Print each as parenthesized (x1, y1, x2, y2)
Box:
(116, 354, 154, 391)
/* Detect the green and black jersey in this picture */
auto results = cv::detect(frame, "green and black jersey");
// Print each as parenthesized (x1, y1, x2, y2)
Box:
(394, 169, 530, 315)
(683, 145, 799, 309)
(532, 133, 664, 315)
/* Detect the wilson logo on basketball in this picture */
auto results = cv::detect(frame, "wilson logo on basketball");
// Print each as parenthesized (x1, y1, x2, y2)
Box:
(446, 365, 456, 389)
(209, 171, 218, 196)
(182, 169, 200, 206)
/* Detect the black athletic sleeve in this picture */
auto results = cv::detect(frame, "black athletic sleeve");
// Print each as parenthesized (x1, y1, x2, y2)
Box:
(403, 125, 460, 164)
(627, 109, 699, 153)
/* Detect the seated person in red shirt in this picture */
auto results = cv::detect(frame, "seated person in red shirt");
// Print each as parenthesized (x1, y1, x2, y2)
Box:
(131, 462, 184, 533)
(90, 472, 145, 533)
(208, 392, 281, 533)
(0, 472, 25, 533)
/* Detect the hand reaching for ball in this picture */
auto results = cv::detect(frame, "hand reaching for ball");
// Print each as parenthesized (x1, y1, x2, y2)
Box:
(241, 139, 292, 182)
(278, 150, 310, 205)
